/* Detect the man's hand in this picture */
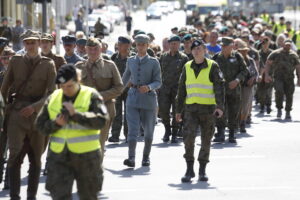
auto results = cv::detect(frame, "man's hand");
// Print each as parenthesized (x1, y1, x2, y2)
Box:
(62, 102, 75, 116)
(138, 85, 150, 94)
(19, 106, 35, 118)
(55, 114, 68, 126)
(213, 108, 223, 118)
(176, 113, 182, 122)
(229, 80, 239, 89)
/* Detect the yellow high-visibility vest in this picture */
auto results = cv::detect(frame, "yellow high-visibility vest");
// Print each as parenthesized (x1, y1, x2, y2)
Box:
(295, 32, 300, 50)
(260, 14, 270, 23)
(48, 85, 101, 154)
(273, 23, 286, 35)
(185, 59, 216, 105)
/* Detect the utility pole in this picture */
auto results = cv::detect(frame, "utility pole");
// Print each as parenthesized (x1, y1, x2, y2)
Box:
(42, 0, 47, 33)
(55, 0, 60, 54)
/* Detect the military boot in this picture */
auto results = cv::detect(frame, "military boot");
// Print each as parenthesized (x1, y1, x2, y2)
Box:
(181, 161, 195, 183)
(277, 109, 282, 118)
(123, 158, 135, 168)
(240, 120, 246, 133)
(27, 166, 41, 200)
(142, 155, 150, 167)
(266, 105, 272, 114)
(124, 140, 136, 168)
(285, 111, 291, 120)
(228, 130, 237, 143)
(171, 127, 178, 143)
(199, 162, 208, 182)
(212, 127, 225, 143)
(259, 105, 265, 114)
(162, 123, 171, 142)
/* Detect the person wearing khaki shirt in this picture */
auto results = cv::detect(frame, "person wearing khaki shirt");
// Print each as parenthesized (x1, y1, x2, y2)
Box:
(0, 30, 56, 200)
(76, 37, 123, 157)
(40, 33, 66, 71)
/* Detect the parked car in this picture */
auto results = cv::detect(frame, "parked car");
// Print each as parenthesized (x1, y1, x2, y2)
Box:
(107, 5, 124, 25)
(84, 14, 111, 35)
(146, 5, 163, 20)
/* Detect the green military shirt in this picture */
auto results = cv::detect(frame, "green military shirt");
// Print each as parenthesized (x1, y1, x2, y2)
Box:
(267, 48, 300, 80)
(212, 51, 248, 91)
(176, 58, 225, 114)
(159, 51, 189, 88)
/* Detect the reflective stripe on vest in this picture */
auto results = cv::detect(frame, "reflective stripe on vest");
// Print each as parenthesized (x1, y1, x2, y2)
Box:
(185, 59, 216, 105)
(47, 85, 101, 154)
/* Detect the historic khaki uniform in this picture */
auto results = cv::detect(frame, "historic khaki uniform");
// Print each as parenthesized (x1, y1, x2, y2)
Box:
(1, 53, 56, 199)
(42, 51, 66, 71)
(76, 58, 123, 153)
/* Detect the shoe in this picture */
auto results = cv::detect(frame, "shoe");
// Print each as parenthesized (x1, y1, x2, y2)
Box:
(199, 162, 208, 182)
(266, 105, 272, 114)
(162, 123, 171, 142)
(171, 136, 178, 143)
(240, 120, 246, 133)
(277, 109, 282, 118)
(181, 161, 195, 183)
(123, 159, 135, 168)
(285, 111, 291, 120)
(228, 130, 237, 144)
(212, 127, 225, 143)
(108, 136, 120, 143)
(212, 137, 225, 143)
(259, 105, 265, 114)
(246, 116, 252, 124)
(142, 156, 150, 167)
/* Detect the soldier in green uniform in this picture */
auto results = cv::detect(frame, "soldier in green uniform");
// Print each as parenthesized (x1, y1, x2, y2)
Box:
(181, 34, 194, 60)
(159, 35, 189, 143)
(36, 64, 109, 199)
(176, 39, 224, 182)
(265, 39, 300, 119)
(212, 37, 248, 144)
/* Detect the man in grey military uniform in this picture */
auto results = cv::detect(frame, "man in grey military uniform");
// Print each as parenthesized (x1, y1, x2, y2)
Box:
(62, 35, 84, 64)
(122, 34, 162, 167)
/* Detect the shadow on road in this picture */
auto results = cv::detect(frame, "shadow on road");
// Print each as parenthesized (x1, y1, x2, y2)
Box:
(0, 188, 9, 198)
(168, 181, 216, 190)
(105, 166, 151, 178)
(152, 142, 182, 148)
(211, 142, 241, 149)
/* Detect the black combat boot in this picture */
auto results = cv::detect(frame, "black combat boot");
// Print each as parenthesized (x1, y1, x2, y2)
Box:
(199, 162, 208, 182)
(266, 105, 272, 114)
(277, 109, 282, 118)
(259, 105, 265, 114)
(171, 127, 178, 143)
(123, 158, 135, 168)
(108, 136, 120, 143)
(212, 127, 225, 143)
(240, 120, 246, 133)
(142, 155, 150, 167)
(162, 123, 171, 142)
(181, 161, 195, 183)
(285, 111, 291, 120)
(228, 130, 237, 143)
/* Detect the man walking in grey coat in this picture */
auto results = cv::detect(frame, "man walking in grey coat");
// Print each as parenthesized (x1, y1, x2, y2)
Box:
(122, 34, 162, 168)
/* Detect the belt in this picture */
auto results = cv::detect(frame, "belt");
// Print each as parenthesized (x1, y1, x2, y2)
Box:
(130, 84, 141, 88)
(16, 95, 43, 103)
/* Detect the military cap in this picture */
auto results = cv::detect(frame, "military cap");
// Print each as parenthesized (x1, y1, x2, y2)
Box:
(62, 35, 76, 44)
(118, 36, 131, 44)
(56, 64, 77, 84)
(1, 47, 15, 57)
(0, 37, 8, 48)
(22, 30, 40, 41)
(284, 39, 293, 45)
(136, 30, 146, 35)
(134, 34, 150, 43)
(147, 33, 155, 40)
(220, 26, 229, 33)
(86, 37, 101, 47)
(168, 35, 181, 43)
(41, 33, 54, 41)
(220, 37, 234, 46)
(133, 29, 141, 36)
(191, 39, 205, 50)
(76, 38, 87, 46)
(171, 27, 178, 31)
(182, 34, 192, 42)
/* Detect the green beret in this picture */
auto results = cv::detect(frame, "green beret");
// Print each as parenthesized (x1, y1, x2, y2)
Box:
(168, 35, 181, 43)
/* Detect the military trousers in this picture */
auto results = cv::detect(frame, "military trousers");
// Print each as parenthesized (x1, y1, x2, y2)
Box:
(158, 86, 178, 129)
(257, 81, 273, 106)
(126, 105, 156, 159)
(183, 108, 215, 163)
(46, 148, 103, 200)
(111, 91, 128, 139)
(217, 90, 241, 130)
(274, 79, 295, 111)
(100, 101, 115, 153)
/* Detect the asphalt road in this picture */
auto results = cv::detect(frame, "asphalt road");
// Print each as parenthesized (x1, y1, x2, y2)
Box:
(0, 10, 300, 200)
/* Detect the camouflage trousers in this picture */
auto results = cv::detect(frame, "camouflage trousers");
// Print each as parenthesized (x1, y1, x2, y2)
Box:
(46, 148, 103, 200)
(274, 79, 295, 111)
(183, 108, 215, 163)
(257, 81, 273, 106)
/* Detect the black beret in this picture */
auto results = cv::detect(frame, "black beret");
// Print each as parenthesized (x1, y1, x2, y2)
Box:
(191, 39, 205, 50)
(62, 35, 76, 44)
(56, 64, 77, 84)
(0, 37, 8, 48)
(168, 35, 181, 42)
(118, 36, 131, 44)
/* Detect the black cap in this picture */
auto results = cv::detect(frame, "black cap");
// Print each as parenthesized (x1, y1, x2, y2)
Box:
(62, 35, 76, 45)
(56, 64, 77, 84)
(191, 39, 205, 50)
(118, 36, 131, 44)
(0, 37, 8, 48)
